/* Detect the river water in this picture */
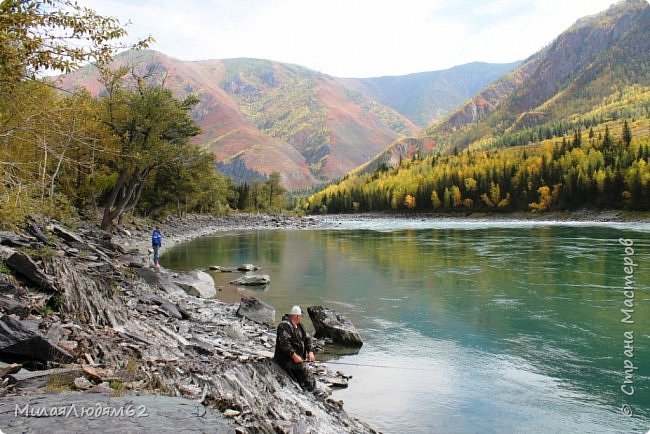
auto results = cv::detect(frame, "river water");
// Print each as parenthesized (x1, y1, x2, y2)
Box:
(161, 219, 650, 434)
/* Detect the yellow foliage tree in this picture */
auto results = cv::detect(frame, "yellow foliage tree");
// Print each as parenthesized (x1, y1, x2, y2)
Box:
(431, 190, 441, 209)
(464, 177, 478, 191)
(529, 184, 561, 211)
(404, 194, 416, 209)
(451, 185, 462, 207)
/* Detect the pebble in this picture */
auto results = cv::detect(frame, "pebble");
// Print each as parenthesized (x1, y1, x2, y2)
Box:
(223, 409, 241, 418)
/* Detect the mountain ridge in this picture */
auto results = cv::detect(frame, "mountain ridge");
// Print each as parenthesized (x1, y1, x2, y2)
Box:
(341, 61, 521, 127)
(422, 0, 650, 153)
(56, 51, 519, 189)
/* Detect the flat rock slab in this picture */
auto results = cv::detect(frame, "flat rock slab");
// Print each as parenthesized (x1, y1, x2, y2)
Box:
(6, 367, 83, 390)
(307, 306, 363, 347)
(136, 268, 186, 296)
(0, 394, 235, 433)
(0, 232, 33, 248)
(230, 274, 270, 286)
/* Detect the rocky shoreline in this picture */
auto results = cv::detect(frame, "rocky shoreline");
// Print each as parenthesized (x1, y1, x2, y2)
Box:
(0, 217, 376, 434)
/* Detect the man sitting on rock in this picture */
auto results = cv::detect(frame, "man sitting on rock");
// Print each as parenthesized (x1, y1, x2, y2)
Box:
(274, 305, 316, 391)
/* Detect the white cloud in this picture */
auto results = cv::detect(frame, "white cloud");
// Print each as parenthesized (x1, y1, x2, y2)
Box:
(82, 0, 623, 77)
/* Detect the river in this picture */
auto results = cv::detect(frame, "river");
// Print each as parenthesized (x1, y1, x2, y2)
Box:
(161, 218, 650, 434)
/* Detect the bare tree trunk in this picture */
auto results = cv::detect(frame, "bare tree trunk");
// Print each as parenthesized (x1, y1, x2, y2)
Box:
(101, 169, 127, 230)
(41, 139, 47, 200)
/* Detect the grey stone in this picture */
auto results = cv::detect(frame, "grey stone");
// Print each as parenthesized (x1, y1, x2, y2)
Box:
(209, 265, 236, 272)
(138, 293, 183, 320)
(236, 296, 275, 325)
(237, 264, 259, 272)
(307, 306, 363, 347)
(223, 323, 245, 340)
(0, 362, 22, 377)
(137, 268, 185, 296)
(51, 224, 85, 244)
(223, 409, 240, 418)
(0, 295, 30, 318)
(0, 273, 20, 294)
(26, 221, 51, 245)
(73, 376, 93, 390)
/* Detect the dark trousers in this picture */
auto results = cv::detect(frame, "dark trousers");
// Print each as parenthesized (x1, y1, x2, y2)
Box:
(152, 245, 160, 265)
(281, 361, 315, 391)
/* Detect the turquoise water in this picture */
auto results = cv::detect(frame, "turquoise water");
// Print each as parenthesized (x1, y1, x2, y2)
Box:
(161, 219, 650, 433)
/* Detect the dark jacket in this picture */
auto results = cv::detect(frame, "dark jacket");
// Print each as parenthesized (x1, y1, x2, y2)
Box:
(274, 314, 313, 366)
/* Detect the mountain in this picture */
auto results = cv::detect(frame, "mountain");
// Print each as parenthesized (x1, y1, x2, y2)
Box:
(422, 0, 650, 153)
(216, 58, 419, 184)
(341, 61, 520, 127)
(56, 49, 523, 190)
(57, 51, 420, 189)
(304, 0, 650, 214)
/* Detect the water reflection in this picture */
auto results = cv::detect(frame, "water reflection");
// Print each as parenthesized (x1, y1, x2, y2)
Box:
(162, 224, 650, 433)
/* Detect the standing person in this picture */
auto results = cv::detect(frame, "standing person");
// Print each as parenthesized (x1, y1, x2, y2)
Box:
(274, 305, 316, 391)
(151, 226, 163, 269)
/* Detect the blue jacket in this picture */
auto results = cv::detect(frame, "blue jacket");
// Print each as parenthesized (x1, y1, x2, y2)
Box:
(152, 229, 163, 247)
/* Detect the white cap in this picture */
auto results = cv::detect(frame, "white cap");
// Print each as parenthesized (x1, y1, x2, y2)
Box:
(289, 305, 303, 316)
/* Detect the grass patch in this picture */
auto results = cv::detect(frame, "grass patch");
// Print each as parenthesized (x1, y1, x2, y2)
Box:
(46, 293, 65, 313)
(109, 379, 126, 397)
(0, 261, 11, 275)
(19, 246, 57, 260)
(41, 305, 54, 317)
(144, 376, 175, 396)
(44, 372, 72, 393)
(124, 355, 138, 378)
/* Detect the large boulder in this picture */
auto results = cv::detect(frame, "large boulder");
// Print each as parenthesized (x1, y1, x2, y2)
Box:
(307, 306, 363, 347)
(173, 270, 216, 298)
(230, 274, 270, 286)
(236, 296, 275, 325)
(0, 315, 73, 362)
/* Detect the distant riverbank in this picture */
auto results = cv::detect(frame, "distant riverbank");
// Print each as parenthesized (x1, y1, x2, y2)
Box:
(114, 210, 650, 258)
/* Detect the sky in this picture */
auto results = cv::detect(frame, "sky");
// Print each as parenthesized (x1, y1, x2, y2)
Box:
(82, 0, 623, 78)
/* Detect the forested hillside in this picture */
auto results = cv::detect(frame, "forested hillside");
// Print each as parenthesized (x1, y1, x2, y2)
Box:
(304, 115, 650, 212)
